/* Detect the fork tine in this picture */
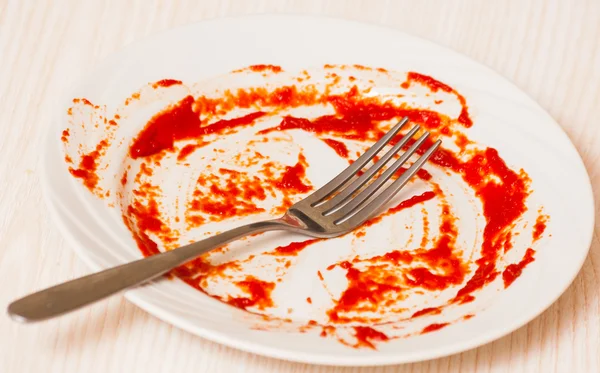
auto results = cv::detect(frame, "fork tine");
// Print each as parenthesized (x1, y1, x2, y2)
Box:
(330, 131, 431, 221)
(320, 125, 421, 215)
(334, 132, 429, 221)
(336, 139, 442, 225)
(308, 117, 409, 205)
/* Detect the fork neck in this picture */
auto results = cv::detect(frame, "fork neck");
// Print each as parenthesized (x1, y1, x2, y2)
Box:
(233, 217, 298, 236)
(190, 215, 306, 248)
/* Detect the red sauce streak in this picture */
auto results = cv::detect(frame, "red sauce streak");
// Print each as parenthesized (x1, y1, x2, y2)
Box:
(380, 250, 413, 264)
(61, 129, 70, 143)
(274, 153, 312, 194)
(327, 260, 403, 323)
(127, 199, 167, 235)
(502, 248, 536, 287)
(274, 92, 445, 140)
(306, 297, 312, 304)
(421, 322, 449, 334)
(390, 165, 433, 182)
(129, 95, 265, 158)
(185, 152, 313, 226)
(452, 147, 529, 300)
(402, 72, 473, 128)
(323, 138, 349, 158)
(403, 72, 453, 93)
(320, 325, 335, 337)
(177, 143, 205, 161)
(459, 294, 475, 304)
(130, 229, 160, 258)
(388, 191, 435, 214)
(353, 326, 389, 349)
(68, 140, 107, 192)
(189, 168, 267, 222)
(139, 163, 153, 177)
(69, 155, 99, 190)
(153, 79, 182, 88)
(533, 214, 548, 241)
(415, 168, 432, 181)
(248, 64, 283, 73)
(364, 191, 436, 227)
(121, 195, 173, 260)
(420, 208, 430, 248)
(228, 276, 275, 310)
(353, 64, 371, 70)
(411, 307, 442, 318)
(404, 203, 466, 291)
(503, 231, 513, 253)
(328, 188, 466, 321)
(272, 239, 321, 256)
(170, 256, 230, 286)
(73, 98, 93, 106)
(120, 170, 128, 186)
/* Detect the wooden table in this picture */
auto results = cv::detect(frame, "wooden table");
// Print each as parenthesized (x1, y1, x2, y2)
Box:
(1, 1, 599, 372)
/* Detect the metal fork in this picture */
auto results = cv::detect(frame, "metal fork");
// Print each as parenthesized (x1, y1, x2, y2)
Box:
(8, 117, 441, 323)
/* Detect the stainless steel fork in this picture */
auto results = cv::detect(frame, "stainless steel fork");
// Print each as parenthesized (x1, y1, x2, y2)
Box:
(8, 117, 441, 323)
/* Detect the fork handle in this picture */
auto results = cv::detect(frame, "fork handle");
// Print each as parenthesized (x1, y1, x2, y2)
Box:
(8, 219, 289, 323)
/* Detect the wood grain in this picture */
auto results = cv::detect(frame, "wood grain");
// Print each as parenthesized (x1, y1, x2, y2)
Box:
(1, 0, 599, 372)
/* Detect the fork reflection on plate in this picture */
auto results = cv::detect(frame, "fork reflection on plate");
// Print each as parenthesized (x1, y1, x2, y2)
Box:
(7, 116, 441, 323)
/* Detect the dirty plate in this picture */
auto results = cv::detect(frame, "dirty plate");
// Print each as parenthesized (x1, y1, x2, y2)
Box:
(45, 15, 594, 366)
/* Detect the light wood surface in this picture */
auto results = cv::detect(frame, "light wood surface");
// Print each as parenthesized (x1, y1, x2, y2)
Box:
(1, 1, 599, 372)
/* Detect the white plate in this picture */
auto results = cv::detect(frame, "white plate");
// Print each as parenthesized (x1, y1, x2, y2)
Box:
(44, 15, 595, 366)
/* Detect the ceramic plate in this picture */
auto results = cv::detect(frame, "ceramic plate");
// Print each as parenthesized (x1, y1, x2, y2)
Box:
(44, 15, 594, 366)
